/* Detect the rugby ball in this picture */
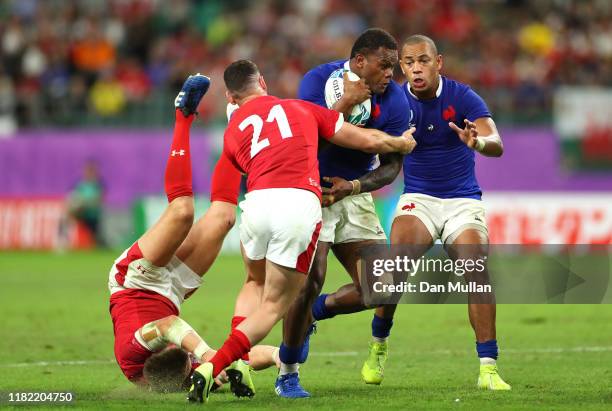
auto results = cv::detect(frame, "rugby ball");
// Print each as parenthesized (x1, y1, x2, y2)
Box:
(324, 69, 371, 126)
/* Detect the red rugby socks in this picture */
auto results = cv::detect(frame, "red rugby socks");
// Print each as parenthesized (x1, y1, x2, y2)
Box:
(209, 328, 252, 377)
(231, 316, 250, 361)
(165, 110, 195, 202)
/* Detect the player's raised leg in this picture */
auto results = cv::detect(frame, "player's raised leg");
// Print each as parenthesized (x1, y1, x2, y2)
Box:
(138, 74, 210, 267)
(175, 132, 242, 275)
(446, 228, 511, 390)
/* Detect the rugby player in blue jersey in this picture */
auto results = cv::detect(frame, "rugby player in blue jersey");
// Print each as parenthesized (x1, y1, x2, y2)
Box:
(276, 28, 415, 398)
(368, 34, 510, 389)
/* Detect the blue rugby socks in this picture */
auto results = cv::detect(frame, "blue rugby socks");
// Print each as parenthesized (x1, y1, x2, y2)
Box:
(476, 339, 498, 365)
(371, 314, 393, 342)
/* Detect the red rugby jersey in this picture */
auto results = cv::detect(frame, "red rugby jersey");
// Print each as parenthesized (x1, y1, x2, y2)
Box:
(222, 95, 342, 200)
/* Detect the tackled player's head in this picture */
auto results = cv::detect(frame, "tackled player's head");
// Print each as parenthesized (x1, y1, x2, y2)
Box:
(143, 346, 191, 393)
(224, 59, 267, 104)
(400, 34, 442, 99)
(349, 28, 398, 95)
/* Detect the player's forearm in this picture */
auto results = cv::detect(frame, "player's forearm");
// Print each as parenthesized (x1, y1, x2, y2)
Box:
(367, 130, 411, 154)
(153, 316, 212, 362)
(331, 124, 411, 154)
(475, 135, 503, 157)
(356, 153, 403, 193)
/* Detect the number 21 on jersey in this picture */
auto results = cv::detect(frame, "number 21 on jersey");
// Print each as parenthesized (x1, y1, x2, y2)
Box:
(239, 104, 293, 158)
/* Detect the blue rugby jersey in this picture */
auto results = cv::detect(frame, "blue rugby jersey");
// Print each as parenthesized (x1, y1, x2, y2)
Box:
(298, 60, 410, 182)
(402, 76, 491, 199)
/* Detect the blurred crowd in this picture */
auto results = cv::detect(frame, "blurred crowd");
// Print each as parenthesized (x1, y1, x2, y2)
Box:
(0, 0, 610, 131)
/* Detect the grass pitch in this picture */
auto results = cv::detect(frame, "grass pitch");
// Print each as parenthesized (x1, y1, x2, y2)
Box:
(1, 251, 611, 410)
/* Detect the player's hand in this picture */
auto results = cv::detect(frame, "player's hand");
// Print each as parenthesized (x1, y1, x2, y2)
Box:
(341, 71, 371, 106)
(214, 370, 229, 389)
(322, 176, 353, 207)
(449, 119, 479, 149)
(398, 127, 417, 154)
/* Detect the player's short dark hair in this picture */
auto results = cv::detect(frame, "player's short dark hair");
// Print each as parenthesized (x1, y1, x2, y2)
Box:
(402, 34, 439, 56)
(143, 347, 191, 393)
(224, 59, 261, 98)
(350, 28, 398, 59)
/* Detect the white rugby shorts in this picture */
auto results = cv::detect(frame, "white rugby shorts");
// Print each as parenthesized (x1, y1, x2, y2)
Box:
(394, 193, 488, 244)
(320, 192, 387, 244)
(108, 242, 202, 310)
(239, 188, 322, 273)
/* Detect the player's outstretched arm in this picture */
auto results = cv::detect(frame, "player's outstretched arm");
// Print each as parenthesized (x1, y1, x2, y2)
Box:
(449, 117, 503, 157)
(329, 122, 417, 155)
(138, 74, 210, 267)
(137, 315, 214, 363)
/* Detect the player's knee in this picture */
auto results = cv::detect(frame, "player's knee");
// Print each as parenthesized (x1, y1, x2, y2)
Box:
(219, 209, 236, 231)
(171, 200, 195, 227)
(354, 283, 364, 298)
(451, 244, 488, 262)
(209, 202, 236, 231)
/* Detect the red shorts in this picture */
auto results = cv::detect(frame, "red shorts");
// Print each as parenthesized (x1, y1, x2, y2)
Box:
(109, 289, 178, 382)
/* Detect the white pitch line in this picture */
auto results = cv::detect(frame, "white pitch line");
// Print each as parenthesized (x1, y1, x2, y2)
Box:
(309, 351, 359, 357)
(2, 346, 611, 368)
(506, 346, 612, 354)
(1, 359, 115, 368)
(422, 346, 612, 355)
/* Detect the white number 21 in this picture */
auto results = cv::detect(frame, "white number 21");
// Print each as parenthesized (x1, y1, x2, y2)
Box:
(239, 104, 293, 159)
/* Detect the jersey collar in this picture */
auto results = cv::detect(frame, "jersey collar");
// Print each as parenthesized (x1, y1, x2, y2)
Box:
(407, 75, 443, 100)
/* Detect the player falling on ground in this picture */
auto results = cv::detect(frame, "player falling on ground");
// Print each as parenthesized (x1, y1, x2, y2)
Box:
(327, 34, 510, 389)
(187, 59, 416, 404)
(108, 74, 278, 394)
(278, 28, 412, 397)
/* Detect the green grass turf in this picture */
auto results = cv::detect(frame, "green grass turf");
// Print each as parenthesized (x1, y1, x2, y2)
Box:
(1, 250, 611, 410)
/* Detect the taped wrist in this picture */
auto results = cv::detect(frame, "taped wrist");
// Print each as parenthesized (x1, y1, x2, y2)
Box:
(350, 179, 361, 195)
(194, 341, 212, 360)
